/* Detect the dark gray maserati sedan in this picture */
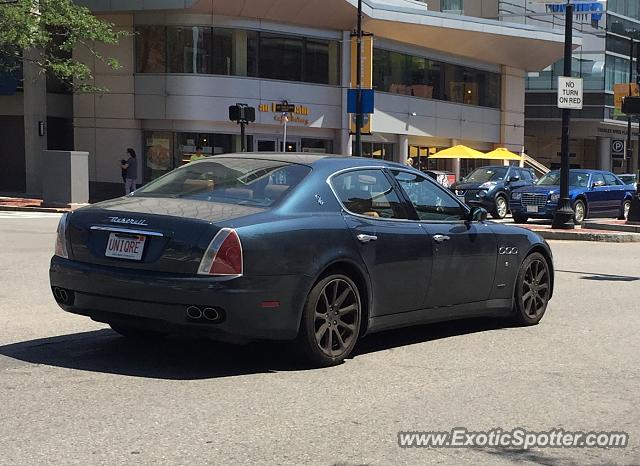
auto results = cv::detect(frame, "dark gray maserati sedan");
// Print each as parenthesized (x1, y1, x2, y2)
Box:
(50, 154, 554, 366)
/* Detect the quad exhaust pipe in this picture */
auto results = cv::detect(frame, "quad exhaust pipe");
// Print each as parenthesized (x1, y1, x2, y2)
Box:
(52, 287, 74, 305)
(186, 306, 224, 323)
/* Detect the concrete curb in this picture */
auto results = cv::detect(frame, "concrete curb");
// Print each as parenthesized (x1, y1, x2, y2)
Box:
(0, 206, 69, 214)
(531, 229, 640, 243)
(583, 222, 640, 234)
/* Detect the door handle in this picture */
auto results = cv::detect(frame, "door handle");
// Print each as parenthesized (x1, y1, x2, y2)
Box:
(357, 234, 378, 243)
(433, 234, 451, 243)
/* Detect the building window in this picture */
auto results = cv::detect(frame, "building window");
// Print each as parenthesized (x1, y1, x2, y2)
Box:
(167, 26, 212, 74)
(136, 26, 340, 85)
(442, 0, 463, 15)
(373, 48, 501, 108)
(354, 142, 395, 161)
(301, 138, 334, 153)
(259, 33, 304, 82)
(136, 26, 166, 73)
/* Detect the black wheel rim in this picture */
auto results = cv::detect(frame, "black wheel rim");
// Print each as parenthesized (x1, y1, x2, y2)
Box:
(314, 278, 360, 358)
(521, 259, 549, 319)
(496, 197, 507, 218)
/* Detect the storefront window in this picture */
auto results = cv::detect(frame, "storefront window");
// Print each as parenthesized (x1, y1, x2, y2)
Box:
(136, 26, 166, 73)
(144, 131, 175, 181)
(354, 142, 395, 161)
(167, 26, 212, 74)
(301, 138, 334, 154)
(373, 48, 501, 108)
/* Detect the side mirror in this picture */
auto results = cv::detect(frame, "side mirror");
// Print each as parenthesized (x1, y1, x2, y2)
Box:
(468, 206, 488, 222)
(508, 176, 520, 183)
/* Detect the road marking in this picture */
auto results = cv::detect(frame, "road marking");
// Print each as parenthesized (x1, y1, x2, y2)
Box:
(0, 211, 63, 219)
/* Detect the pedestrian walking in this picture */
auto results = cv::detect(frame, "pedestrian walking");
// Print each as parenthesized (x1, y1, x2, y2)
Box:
(121, 148, 138, 195)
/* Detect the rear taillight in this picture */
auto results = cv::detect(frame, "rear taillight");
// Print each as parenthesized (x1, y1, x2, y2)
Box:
(197, 228, 243, 277)
(54, 213, 70, 259)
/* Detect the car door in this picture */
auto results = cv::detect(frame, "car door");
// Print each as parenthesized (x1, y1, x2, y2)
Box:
(603, 172, 628, 215)
(505, 167, 529, 193)
(587, 173, 607, 216)
(330, 168, 433, 316)
(390, 169, 497, 308)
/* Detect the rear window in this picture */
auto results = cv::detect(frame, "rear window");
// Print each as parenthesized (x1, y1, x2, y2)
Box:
(134, 158, 311, 207)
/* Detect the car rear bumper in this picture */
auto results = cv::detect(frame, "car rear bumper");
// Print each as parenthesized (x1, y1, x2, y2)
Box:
(510, 201, 558, 219)
(49, 256, 311, 341)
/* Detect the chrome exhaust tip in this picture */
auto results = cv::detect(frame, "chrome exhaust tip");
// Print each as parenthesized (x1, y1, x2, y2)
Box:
(203, 307, 221, 322)
(186, 306, 203, 320)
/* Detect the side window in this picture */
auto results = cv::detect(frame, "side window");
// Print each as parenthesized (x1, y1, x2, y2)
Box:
(392, 170, 467, 221)
(520, 169, 533, 182)
(603, 173, 623, 186)
(331, 169, 407, 219)
(591, 173, 606, 187)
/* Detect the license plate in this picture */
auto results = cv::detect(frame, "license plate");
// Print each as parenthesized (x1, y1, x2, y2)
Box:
(105, 233, 146, 261)
(526, 205, 539, 213)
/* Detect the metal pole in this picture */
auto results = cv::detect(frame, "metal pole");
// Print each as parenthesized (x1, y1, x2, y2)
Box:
(240, 121, 246, 152)
(355, 0, 363, 157)
(628, 38, 635, 174)
(552, 2, 575, 229)
(283, 115, 288, 152)
(628, 40, 640, 223)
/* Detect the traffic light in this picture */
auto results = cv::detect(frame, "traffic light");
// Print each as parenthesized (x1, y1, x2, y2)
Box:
(622, 96, 640, 115)
(229, 104, 255, 123)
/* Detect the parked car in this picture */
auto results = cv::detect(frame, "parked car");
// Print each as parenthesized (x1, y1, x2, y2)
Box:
(50, 154, 554, 367)
(619, 173, 637, 188)
(452, 165, 537, 219)
(424, 169, 456, 188)
(510, 169, 635, 225)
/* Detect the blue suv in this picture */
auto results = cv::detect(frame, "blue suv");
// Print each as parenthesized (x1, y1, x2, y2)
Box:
(452, 166, 537, 219)
(510, 169, 635, 224)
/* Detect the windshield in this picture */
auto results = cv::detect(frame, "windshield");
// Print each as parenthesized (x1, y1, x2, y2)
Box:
(619, 175, 636, 185)
(464, 167, 507, 183)
(134, 158, 311, 207)
(536, 171, 590, 188)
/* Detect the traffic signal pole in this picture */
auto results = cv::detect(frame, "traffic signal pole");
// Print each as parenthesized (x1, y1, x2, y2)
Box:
(628, 38, 635, 174)
(552, 2, 576, 229)
(354, 0, 363, 157)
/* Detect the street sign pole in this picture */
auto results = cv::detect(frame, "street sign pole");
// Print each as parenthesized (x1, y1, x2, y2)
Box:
(354, 0, 363, 157)
(553, 2, 576, 229)
(625, 37, 633, 173)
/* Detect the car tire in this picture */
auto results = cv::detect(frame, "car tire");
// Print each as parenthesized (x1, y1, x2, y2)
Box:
(513, 213, 528, 224)
(619, 199, 632, 220)
(109, 323, 167, 340)
(295, 273, 362, 367)
(573, 199, 586, 225)
(512, 252, 551, 326)
(492, 195, 508, 219)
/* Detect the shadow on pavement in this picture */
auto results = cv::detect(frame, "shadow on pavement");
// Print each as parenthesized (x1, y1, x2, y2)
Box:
(482, 448, 584, 466)
(0, 318, 510, 380)
(557, 269, 640, 282)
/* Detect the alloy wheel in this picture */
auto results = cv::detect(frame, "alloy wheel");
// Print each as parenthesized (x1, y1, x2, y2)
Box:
(574, 201, 585, 224)
(496, 196, 508, 219)
(624, 200, 631, 219)
(313, 278, 360, 358)
(521, 259, 550, 319)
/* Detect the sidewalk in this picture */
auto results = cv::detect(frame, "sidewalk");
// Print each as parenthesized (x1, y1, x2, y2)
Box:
(0, 196, 72, 213)
(502, 219, 640, 243)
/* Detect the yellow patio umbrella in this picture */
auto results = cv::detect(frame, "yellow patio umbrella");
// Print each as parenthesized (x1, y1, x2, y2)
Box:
(429, 145, 486, 159)
(484, 147, 524, 161)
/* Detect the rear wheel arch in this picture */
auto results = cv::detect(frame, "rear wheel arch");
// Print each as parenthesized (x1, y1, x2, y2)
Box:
(308, 260, 372, 338)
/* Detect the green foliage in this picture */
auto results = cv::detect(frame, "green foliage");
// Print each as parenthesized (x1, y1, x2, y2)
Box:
(0, 0, 127, 91)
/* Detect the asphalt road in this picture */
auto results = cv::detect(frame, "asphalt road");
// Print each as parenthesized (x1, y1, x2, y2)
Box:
(1, 212, 639, 466)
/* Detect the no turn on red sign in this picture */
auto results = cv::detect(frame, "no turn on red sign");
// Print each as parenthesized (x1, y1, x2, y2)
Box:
(558, 77, 584, 110)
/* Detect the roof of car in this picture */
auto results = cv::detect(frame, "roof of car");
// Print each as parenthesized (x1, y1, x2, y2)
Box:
(196, 152, 411, 169)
